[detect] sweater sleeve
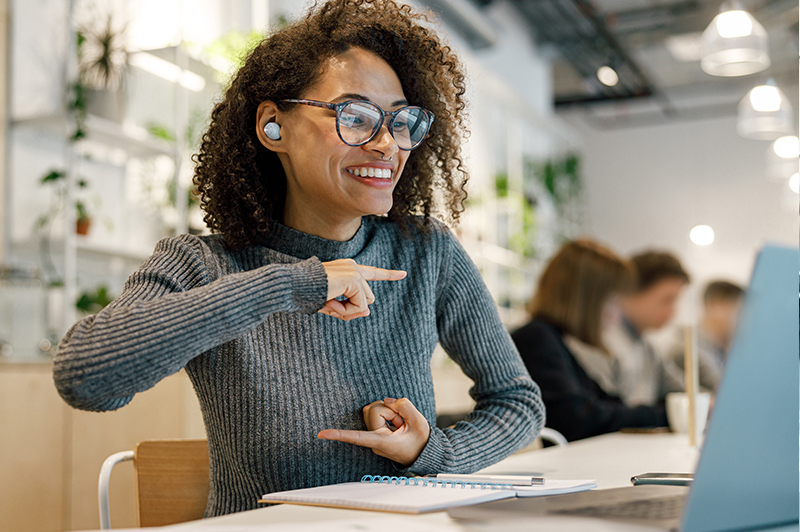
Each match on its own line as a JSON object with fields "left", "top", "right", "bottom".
{"left": 513, "top": 321, "right": 667, "bottom": 442}
{"left": 52, "top": 234, "right": 328, "bottom": 412}
{"left": 403, "top": 229, "right": 545, "bottom": 475}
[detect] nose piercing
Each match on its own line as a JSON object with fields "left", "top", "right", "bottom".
{"left": 381, "top": 155, "right": 393, "bottom": 161}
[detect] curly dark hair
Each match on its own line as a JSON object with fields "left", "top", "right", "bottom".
{"left": 193, "top": 0, "right": 469, "bottom": 250}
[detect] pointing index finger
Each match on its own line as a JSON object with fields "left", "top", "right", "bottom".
{"left": 318, "top": 429, "right": 386, "bottom": 450}
{"left": 358, "top": 265, "right": 407, "bottom": 281}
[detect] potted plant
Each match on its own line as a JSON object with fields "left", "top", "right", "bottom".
{"left": 75, "top": 200, "right": 92, "bottom": 235}
{"left": 76, "top": 285, "right": 114, "bottom": 315}
{"left": 36, "top": 169, "right": 94, "bottom": 236}
{"left": 76, "top": 11, "right": 129, "bottom": 122}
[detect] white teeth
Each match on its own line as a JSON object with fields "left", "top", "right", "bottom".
{"left": 346, "top": 167, "right": 392, "bottom": 178}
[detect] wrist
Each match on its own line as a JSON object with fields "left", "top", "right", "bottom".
{"left": 289, "top": 257, "right": 328, "bottom": 314}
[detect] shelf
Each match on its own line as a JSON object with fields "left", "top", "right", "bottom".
{"left": 460, "top": 236, "right": 528, "bottom": 270}
{"left": 12, "top": 112, "right": 175, "bottom": 158}
{"left": 11, "top": 237, "right": 153, "bottom": 264}
{"left": 74, "top": 238, "right": 152, "bottom": 263}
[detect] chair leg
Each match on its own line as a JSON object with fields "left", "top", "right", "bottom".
{"left": 98, "top": 451, "right": 134, "bottom": 530}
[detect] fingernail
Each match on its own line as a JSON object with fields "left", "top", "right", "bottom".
{"left": 384, "top": 397, "right": 396, "bottom": 404}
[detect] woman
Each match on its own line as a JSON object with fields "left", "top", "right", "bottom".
{"left": 52, "top": 0, "right": 544, "bottom": 517}
{"left": 512, "top": 239, "right": 668, "bottom": 442}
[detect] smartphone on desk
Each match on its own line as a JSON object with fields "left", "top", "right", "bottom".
{"left": 631, "top": 473, "right": 693, "bottom": 486}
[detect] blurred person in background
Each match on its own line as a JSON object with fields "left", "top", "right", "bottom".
{"left": 667, "top": 280, "right": 745, "bottom": 391}
{"left": 513, "top": 239, "right": 670, "bottom": 442}
{"left": 602, "top": 251, "right": 687, "bottom": 408}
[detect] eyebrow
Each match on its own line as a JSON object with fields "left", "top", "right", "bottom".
{"left": 332, "top": 93, "right": 409, "bottom": 107}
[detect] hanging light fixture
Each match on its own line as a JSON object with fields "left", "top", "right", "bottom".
{"left": 766, "top": 136, "right": 799, "bottom": 182}
{"left": 737, "top": 79, "right": 793, "bottom": 140}
{"left": 701, "top": 1, "right": 770, "bottom": 77}
{"left": 789, "top": 173, "right": 799, "bottom": 194}
{"left": 772, "top": 136, "right": 800, "bottom": 159}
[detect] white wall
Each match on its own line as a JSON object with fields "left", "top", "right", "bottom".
{"left": 565, "top": 113, "right": 798, "bottom": 294}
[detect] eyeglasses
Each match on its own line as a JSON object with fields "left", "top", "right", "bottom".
{"left": 281, "top": 98, "right": 434, "bottom": 151}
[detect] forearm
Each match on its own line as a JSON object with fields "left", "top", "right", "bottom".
{"left": 53, "top": 257, "right": 326, "bottom": 411}
{"left": 405, "top": 375, "right": 542, "bottom": 475}
{"left": 549, "top": 398, "right": 666, "bottom": 441}
{"left": 415, "top": 229, "right": 544, "bottom": 474}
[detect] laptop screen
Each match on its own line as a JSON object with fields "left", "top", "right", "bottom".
{"left": 680, "top": 244, "right": 799, "bottom": 532}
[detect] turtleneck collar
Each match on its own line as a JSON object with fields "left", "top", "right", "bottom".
{"left": 259, "top": 217, "right": 372, "bottom": 262}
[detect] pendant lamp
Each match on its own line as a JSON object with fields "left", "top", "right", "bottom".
{"left": 701, "top": 2, "right": 770, "bottom": 77}
{"left": 737, "top": 79, "right": 793, "bottom": 140}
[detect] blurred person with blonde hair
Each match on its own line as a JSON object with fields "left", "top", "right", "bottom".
{"left": 512, "top": 239, "right": 669, "bottom": 442}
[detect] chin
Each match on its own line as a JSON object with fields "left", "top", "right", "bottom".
{"left": 355, "top": 194, "right": 394, "bottom": 217}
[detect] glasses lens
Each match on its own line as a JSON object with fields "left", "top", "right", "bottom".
{"left": 390, "top": 107, "right": 430, "bottom": 150}
{"left": 338, "top": 101, "right": 382, "bottom": 145}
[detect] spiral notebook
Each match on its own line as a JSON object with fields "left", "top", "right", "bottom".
{"left": 258, "top": 475, "right": 597, "bottom": 514}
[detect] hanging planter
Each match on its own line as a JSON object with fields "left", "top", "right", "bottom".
{"left": 77, "top": 12, "right": 129, "bottom": 123}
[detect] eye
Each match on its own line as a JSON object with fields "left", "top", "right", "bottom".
{"left": 339, "top": 111, "right": 362, "bottom": 128}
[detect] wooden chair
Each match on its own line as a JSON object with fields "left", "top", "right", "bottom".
{"left": 98, "top": 439, "right": 209, "bottom": 529}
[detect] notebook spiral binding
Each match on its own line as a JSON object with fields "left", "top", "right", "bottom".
{"left": 360, "top": 475, "right": 513, "bottom": 490}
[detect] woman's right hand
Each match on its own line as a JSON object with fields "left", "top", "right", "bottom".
{"left": 320, "top": 259, "right": 407, "bottom": 321}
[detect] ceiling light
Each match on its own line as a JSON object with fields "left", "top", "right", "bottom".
{"left": 749, "top": 85, "right": 781, "bottom": 112}
{"left": 715, "top": 10, "right": 753, "bottom": 38}
{"left": 597, "top": 66, "right": 619, "bottom": 87}
{"left": 766, "top": 139, "right": 799, "bottom": 182}
{"left": 737, "top": 80, "right": 793, "bottom": 140}
{"left": 790, "top": 173, "right": 799, "bottom": 194}
{"left": 773, "top": 136, "right": 800, "bottom": 159}
{"left": 690, "top": 225, "right": 715, "bottom": 246}
{"left": 700, "top": 3, "right": 769, "bottom": 77}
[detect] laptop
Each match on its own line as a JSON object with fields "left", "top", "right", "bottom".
{"left": 450, "top": 244, "right": 799, "bottom": 532}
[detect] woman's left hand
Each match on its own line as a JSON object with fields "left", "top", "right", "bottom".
{"left": 318, "top": 397, "right": 430, "bottom": 467}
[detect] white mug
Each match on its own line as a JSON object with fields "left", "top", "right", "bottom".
{"left": 666, "top": 392, "right": 712, "bottom": 434}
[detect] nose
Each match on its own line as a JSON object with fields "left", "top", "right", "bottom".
{"left": 364, "top": 119, "right": 400, "bottom": 159}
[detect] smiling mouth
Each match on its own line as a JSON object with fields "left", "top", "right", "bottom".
{"left": 345, "top": 167, "right": 393, "bottom": 179}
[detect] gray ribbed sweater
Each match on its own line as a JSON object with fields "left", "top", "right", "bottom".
{"left": 53, "top": 215, "right": 545, "bottom": 517}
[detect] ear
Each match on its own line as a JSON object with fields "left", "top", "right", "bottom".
{"left": 256, "top": 101, "right": 286, "bottom": 152}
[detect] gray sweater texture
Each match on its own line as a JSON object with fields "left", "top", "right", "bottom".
{"left": 53, "top": 215, "right": 545, "bottom": 517}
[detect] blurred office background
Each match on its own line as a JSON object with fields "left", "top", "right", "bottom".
{"left": 0, "top": 0, "right": 796, "bottom": 529}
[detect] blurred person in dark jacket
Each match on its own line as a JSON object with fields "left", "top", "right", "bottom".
{"left": 513, "top": 239, "right": 670, "bottom": 442}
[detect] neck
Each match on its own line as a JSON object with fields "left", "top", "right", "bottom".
{"left": 701, "top": 317, "right": 727, "bottom": 348}
{"left": 282, "top": 194, "right": 362, "bottom": 242}
{"left": 622, "top": 312, "right": 645, "bottom": 336}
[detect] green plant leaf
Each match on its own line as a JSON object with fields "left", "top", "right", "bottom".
{"left": 75, "top": 201, "right": 91, "bottom": 221}
{"left": 41, "top": 170, "right": 65, "bottom": 184}
{"left": 494, "top": 172, "right": 509, "bottom": 198}
{"left": 76, "top": 285, "right": 114, "bottom": 314}
{"left": 146, "top": 123, "right": 176, "bottom": 142}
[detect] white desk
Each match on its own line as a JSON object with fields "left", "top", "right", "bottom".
{"left": 166, "top": 432, "right": 719, "bottom": 531}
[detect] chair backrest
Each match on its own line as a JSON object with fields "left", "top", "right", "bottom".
{"left": 133, "top": 439, "right": 209, "bottom": 527}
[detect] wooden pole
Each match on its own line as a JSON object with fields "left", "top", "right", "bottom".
{"left": 684, "top": 324, "right": 699, "bottom": 446}
{"left": 0, "top": 0, "right": 8, "bottom": 263}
